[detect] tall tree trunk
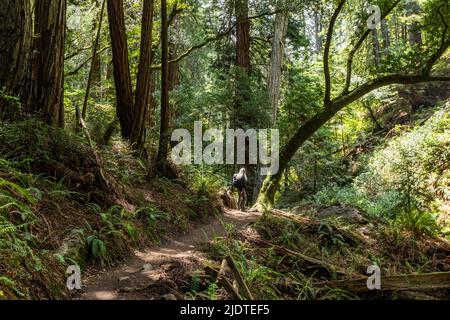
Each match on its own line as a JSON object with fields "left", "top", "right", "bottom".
{"left": 29, "top": 0, "right": 66, "bottom": 127}
{"left": 81, "top": 0, "right": 106, "bottom": 120}
{"left": 156, "top": 0, "right": 171, "bottom": 174}
{"left": 380, "top": 19, "right": 391, "bottom": 53}
{"left": 235, "top": 0, "right": 251, "bottom": 77}
{"left": 106, "top": 0, "right": 155, "bottom": 149}
{"left": 234, "top": 0, "right": 257, "bottom": 204}
{"left": 131, "top": 0, "right": 155, "bottom": 149}
{"left": 107, "top": 0, "right": 134, "bottom": 139}
{"left": 146, "top": 73, "right": 157, "bottom": 132}
{"left": 0, "top": 0, "right": 32, "bottom": 100}
{"left": 371, "top": 28, "right": 381, "bottom": 67}
{"left": 106, "top": 59, "right": 114, "bottom": 80}
{"left": 234, "top": 0, "right": 251, "bottom": 124}
{"left": 168, "top": 55, "right": 180, "bottom": 126}
{"left": 256, "top": 110, "right": 334, "bottom": 209}
{"left": 268, "top": 10, "right": 289, "bottom": 124}
{"left": 313, "top": 9, "right": 322, "bottom": 54}
{"left": 393, "top": 11, "right": 400, "bottom": 48}
{"left": 234, "top": 0, "right": 251, "bottom": 118}
{"left": 402, "top": 22, "right": 407, "bottom": 44}
{"left": 406, "top": 1, "right": 422, "bottom": 46}
{"left": 168, "top": 16, "right": 180, "bottom": 128}
{"left": 91, "top": 1, "right": 104, "bottom": 87}
{"left": 91, "top": 53, "right": 102, "bottom": 86}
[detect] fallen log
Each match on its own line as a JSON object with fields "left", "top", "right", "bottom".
{"left": 205, "top": 257, "right": 254, "bottom": 300}
{"left": 204, "top": 264, "right": 242, "bottom": 300}
{"left": 225, "top": 256, "right": 254, "bottom": 300}
{"left": 251, "top": 238, "right": 351, "bottom": 277}
{"left": 318, "top": 271, "right": 450, "bottom": 292}
{"left": 270, "top": 209, "right": 369, "bottom": 245}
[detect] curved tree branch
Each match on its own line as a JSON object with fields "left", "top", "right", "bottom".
{"left": 323, "top": 0, "right": 346, "bottom": 105}
{"left": 334, "top": 74, "right": 450, "bottom": 110}
{"left": 423, "top": 38, "right": 450, "bottom": 75}
{"left": 65, "top": 45, "right": 110, "bottom": 77}
{"left": 423, "top": 4, "right": 449, "bottom": 74}
{"left": 257, "top": 21, "right": 450, "bottom": 207}
{"left": 65, "top": 45, "right": 93, "bottom": 61}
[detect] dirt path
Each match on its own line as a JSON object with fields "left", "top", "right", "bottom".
{"left": 74, "top": 208, "right": 260, "bottom": 300}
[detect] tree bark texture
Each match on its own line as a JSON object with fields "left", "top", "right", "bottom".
{"left": 29, "top": 0, "right": 66, "bottom": 127}
{"left": 131, "top": 0, "right": 155, "bottom": 148}
{"left": 268, "top": 10, "right": 289, "bottom": 124}
{"left": 0, "top": 0, "right": 32, "bottom": 99}
{"left": 107, "top": 0, "right": 134, "bottom": 139}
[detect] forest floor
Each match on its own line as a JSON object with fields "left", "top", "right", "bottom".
{"left": 74, "top": 208, "right": 260, "bottom": 300}
{"left": 1, "top": 118, "right": 449, "bottom": 300}
{"left": 74, "top": 202, "right": 450, "bottom": 300}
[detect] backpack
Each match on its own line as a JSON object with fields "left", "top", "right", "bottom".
{"left": 232, "top": 174, "right": 246, "bottom": 190}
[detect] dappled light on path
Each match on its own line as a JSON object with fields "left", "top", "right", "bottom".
{"left": 76, "top": 208, "right": 260, "bottom": 300}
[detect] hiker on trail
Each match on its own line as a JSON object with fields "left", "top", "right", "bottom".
{"left": 231, "top": 168, "right": 247, "bottom": 211}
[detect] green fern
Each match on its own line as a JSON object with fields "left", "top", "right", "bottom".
{"left": 0, "top": 222, "right": 17, "bottom": 236}
{"left": 86, "top": 235, "right": 107, "bottom": 259}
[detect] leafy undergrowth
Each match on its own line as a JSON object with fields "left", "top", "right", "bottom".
{"left": 313, "top": 101, "right": 450, "bottom": 237}
{"left": 0, "top": 118, "right": 220, "bottom": 299}
{"left": 190, "top": 208, "right": 450, "bottom": 300}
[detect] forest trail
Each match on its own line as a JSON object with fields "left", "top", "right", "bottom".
{"left": 75, "top": 208, "right": 260, "bottom": 300}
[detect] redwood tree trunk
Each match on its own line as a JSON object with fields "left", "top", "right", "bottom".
{"left": 156, "top": 0, "right": 171, "bottom": 173}
{"left": 268, "top": 10, "right": 289, "bottom": 124}
{"left": 168, "top": 16, "right": 180, "bottom": 128}
{"left": 131, "top": 0, "right": 155, "bottom": 149}
{"left": 0, "top": 0, "right": 32, "bottom": 100}
{"left": 107, "top": 0, "right": 134, "bottom": 139}
{"left": 234, "top": 0, "right": 258, "bottom": 204}
{"left": 234, "top": 0, "right": 251, "bottom": 120}
{"left": 235, "top": 0, "right": 251, "bottom": 76}
{"left": 28, "top": 0, "right": 66, "bottom": 127}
